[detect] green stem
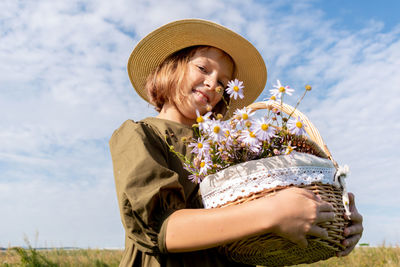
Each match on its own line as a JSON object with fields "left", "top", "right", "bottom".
{"left": 164, "top": 136, "right": 191, "bottom": 164}
{"left": 288, "top": 89, "right": 308, "bottom": 120}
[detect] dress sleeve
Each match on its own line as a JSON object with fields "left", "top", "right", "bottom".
{"left": 109, "top": 120, "right": 186, "bottom": 255}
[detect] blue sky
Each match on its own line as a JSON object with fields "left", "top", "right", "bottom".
{"left": 315, "top": 0, "right": 399, "bottom": 32}
{"left": 1, "top": 0, "right": 399, "bottom": 249}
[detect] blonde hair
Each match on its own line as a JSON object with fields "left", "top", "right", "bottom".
{"left": 145, "top": 46, "right": 233, "bottom": 116}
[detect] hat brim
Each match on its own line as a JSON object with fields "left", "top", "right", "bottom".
{"left": 128, "top": 19, "right": 267, "bottom": 117}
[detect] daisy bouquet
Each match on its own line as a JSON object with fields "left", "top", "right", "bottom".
{"left": 168, "top": 79, "right": 351, "bottom": 266}
{"left": 170, "top": 79, "right": 314, "bottom": 184}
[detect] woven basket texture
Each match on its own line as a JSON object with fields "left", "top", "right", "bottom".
{"left": 219, "top": 183, "right": 347, "bottom": 266}
{"left": 212, "top": 101, "right": 348, "bottom": 266}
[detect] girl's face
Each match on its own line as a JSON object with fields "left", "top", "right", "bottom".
{"left": 166, "top": 47, "right": 233, "bottom": 125}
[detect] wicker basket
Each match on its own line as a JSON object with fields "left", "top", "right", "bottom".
{"left": 199, "top": 101, "right": 350, "bottom": 266}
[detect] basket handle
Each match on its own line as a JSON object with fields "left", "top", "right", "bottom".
{"left": 247, "top": 101, "right": 338, "bottom": 168}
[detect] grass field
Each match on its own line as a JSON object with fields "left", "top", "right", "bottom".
{"left": 1, "top": 246, "right": 399, "bottom": 266}
{"left": 0, "top": 248, "right": 123, "bottom": 267}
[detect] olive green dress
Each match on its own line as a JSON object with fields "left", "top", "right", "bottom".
{"left": 109, "top": 117, "right": 253, "bottom": 267}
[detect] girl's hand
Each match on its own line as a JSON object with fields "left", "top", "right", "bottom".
{"left": 337, "top": 192, "right": 364, "bottom": 257}
{"left": 269, "top": 187, "right": 336, "bottom": 248}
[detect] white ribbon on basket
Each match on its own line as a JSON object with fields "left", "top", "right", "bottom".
{"left": 200, "top": 153, "right": 351, "bottom": 213}
{"left": 334, "top": 164, "right": 351, "bottom": 217}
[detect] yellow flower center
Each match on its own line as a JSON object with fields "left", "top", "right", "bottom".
{"left": 261, "top": 123, "right": 269, "bottom": 131}
{"left": 200, "top": 161, "right": 205, "bottom": 168}
{"left": 305, "top": 85, "right": 312, "bottom": 91}
{"left": 245, "top": 121, "right": 252, "bottom": 128}
{"left": 270, "top": 95, "right": 276, "bottom": 100}
{"left": 250, "top": 131, "right": 256, "bottom": 138}
{"left": 197, "top": 143, "right": 203, "bottom": 149}
{"left": 213, "top": 126, "right": 220, "bottom": 133}
{"left": 225, "top": 130, "right": 230, "bottom": 137}
{"left": 196, "top": 116, "right": 204, "bottom": 123}
{"left": 296, "top": 121, "right": 303, "bottom": 128}
{"left": 242, "top": 113, "right": 249, "bottom": 120}
{"left": 279, "top": 86, "right": 286, "bottom": 93}
{"left": 233, "top": 86, "right": 239, "bottom": 92}
{"left": 287, "top": 146, "right": 294, "bottom": 154}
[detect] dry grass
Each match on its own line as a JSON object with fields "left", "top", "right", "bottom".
{"left": 299, "top": 247, "right": 400, "bottom": 267}
{"left": 0, "top": 248, "right": 123, "bottom": 267}
{"left": 1, "top": 246, "right": 399, "bottom": 266}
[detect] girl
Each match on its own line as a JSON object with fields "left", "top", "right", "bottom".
{"left": 110, "top": 19, "right": 363, "bottom": 267}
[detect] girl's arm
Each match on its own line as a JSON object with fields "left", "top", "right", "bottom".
{"left": 166, "top": 187, "right": 335, "bottom": 252}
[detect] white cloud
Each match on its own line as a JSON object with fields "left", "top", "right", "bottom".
{"left": 1, "top": 0, "right": 399, "bottom": 247}
{"left": 0, "top": 176, "right": 124, "bottom": 248}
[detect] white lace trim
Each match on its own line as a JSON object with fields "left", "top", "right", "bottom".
{"left": 201, "top": 165, "right": 336, "bottom": 209}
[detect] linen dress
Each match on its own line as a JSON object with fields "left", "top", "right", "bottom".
{"left": 109, "top": 117, "right": 253, "bottom": 267}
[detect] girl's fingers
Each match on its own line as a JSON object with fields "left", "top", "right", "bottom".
{"left": 348, "top": 192, "right": 355, "bottom": 209}
{"left": 342, "top": 233, "right": 362, "bottom": 247}
{"left": 318, "top": 202, "right": 335, "bottom": 212}
{"left": 346, "top": 193, "right": 363, "bottom": 221}
{"left": 344, "top": 223, "right": 364, "bottom": 237}
{"left": 307, "top": 225, "right": 329, "bottom": 239}
{"left": 300, "top": 188, "right": 320, "bottom": 200}
{"left": 315, "top": 201, "right": 335, "bottom": 224}
{"left": 315, "top": 211, "right": 336, "bottom": 224}
{"left": 335, "top": 193, "right": 364, "bottom": 257}
{"left": 337, "top": 233, "right": 362, "bottom": 257}
{"left": 337, "top": 245, "right": 354, "bottom": 257}
{"left": 346, "top": 209, "right": 363, "bottom": 222}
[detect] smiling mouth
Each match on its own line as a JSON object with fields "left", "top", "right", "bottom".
{"left": 194, "top": 89, "right": 210, "bottom": 103}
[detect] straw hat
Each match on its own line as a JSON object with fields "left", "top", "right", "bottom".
{"left": 127, "top": 19, "right": 267, "bottom": 117}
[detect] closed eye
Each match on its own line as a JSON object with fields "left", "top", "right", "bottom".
{"left": 197, "top": 65, "right": 206, "bottom": 72}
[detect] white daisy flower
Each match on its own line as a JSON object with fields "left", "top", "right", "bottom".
{"left": 184, "top": 163, "right": 202, "bottom": 182}
{"left": 226, "top": 79, "right": 244, "bottom": 100}
{"left": 269, "top": 80, "right": 295, "bottom": 98}
{"left": 263, "top": 94, "right": 281, "bottom": 102}
{"left": 233, "top": 107, "right": 254, "bottom": 125}
{"left": 251, "top": 117, "right": 276, "bottom": 142}
{"left": 208, "top": 119, "right": 227, "bottom": 142}
{"left": 240, "top": 130, "right": 261, "bottom": 153}
{"left": 195, "top": 110, "right": 212, "bottom": 131}
{"left": 188, "top": 173, "right": 203, "bottom": 184}
{"left": 287, "top": 116, "right": 307, "bottom": 136}
{"left": 214, "top": 122, "right": 236, "bottom": 147}
{"left": 188, "top": 137, "right": 211, "bottom": 157}
{"left": 283, "top": 141, "right": 297, "bottom": 155}
{"left": 199, "top": 157, "right": 213, "bottom": 176}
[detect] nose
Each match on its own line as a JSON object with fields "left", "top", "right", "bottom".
{"left": 204, "top": 74, "right": 218, "bottom": 91}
